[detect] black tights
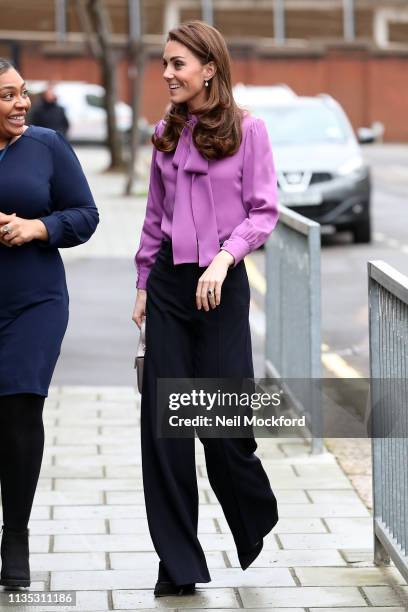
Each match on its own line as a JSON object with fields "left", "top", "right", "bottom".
{"left": 0, "top": 394, "right": 45, "bottom": 530}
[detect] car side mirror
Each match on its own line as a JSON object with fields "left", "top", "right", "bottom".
{"left": 357, "top": 127, "right": 375, "bottom": 144}
{"left": 357, "top": 122, "right": 384, "bottom": 145}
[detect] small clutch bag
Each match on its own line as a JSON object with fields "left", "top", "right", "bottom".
{"left": 134, "top": 319, "right": 146, "bottom": 394}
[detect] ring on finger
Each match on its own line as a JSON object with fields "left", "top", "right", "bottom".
{"left": 207, "top": 288, "right": 215, "bottom": 298}
{"left": 1, "top": 225, "right": 12, "bottom": 234}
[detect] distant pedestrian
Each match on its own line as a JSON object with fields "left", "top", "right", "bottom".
{"left": 0, "top": 59, "right": 99, "bottom": 588}
{"left": 29, "top": 83, "right": 69, "bottom": 137}
{"left": 132, "top": 21, "right": 279, "bottom": 597}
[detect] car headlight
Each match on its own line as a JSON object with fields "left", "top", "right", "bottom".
{"left": 337, "top": 157, "right": 366, "bottom": 178}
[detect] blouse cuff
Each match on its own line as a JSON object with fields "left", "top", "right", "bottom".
{"left": 37, "top": 214, "right": 65, "bottom": 248}
{"left": 136, "top": 267, "right": 150, "bottom": 290}
{"left": 221, "top": 235, "right": 250, "bottom": 267}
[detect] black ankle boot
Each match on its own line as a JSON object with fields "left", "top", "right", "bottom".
{"left": 0, "top": 526, "right": 31, "bottom": 588}
{"left": 154, "top": 560, "right": 195, "bottom": 597}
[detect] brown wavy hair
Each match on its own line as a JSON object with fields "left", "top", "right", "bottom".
{"left": 152, "top": 20, "right": 245, "bottom": 160}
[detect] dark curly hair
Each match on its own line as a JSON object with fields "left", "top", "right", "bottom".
{"left": 152, "top": 20, "right": 245, "bottom": 160}
{"left": 0, "top": 58, "right": 14, "bottom": 76}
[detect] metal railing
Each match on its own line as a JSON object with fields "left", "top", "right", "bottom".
{"left": 265, "top": 205, "right": 322, "bottom": 453}
{"left": 368, "top": 260, "right": 408, "bottom": 582}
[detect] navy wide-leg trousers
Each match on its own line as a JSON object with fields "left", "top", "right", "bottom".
{"left": 140, "top": 239, "right": 278, "bottom": 586}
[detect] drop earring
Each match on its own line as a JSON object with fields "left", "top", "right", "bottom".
{"left": 204, "top": 80, "right": 209, "bottom": 87}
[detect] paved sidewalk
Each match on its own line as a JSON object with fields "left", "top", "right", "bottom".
{"left": 1, "top": 147, "right": 408, "bottom": 610}
{"left": 11, "top": 385, "right": 408, "bottom": 611}
{"left": 59, "top": 146, "right": 152, "bottom": 261}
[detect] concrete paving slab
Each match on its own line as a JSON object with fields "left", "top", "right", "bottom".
{"left": 53, "top": 505, "right": 148, "bottom": 520}
{"left": 238, "top": 585, "right": 367, "bottom": 607}
{"left": 295, "top": 566, "right": 406, "bottom": 586}
{"left": 50, "top": 567, "right": 295, "bottom": 591}
{"left": 362, "top": 585, "right": 408, "bottom": 607}
{"left": 112, "top": 587, "right": 240, "bottom": 609}
{"left": 109, "top": 551, "right": 226, "bottom": 571}
{"left": 225, "top": 548, "right": 347, "bottom": 568}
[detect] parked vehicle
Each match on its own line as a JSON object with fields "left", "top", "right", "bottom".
{"left": 26, "top": 81, "right": 153, "bottom": 145}
{"left": 233, "top": 84, "right": 372, "bottom": 243}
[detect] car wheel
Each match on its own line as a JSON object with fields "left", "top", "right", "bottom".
{"left": 353, "top": 216, "right": 371, "bottom": 244}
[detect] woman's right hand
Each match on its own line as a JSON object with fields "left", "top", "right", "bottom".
{"left": 132, "top": 289, "right": 147, "bottom": 329}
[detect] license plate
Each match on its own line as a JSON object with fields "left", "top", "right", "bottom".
{"left": 279, "top": 192, "right": 323, "bottom": 206}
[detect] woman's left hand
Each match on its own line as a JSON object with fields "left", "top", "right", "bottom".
{"left": 196, "top": 250, "right": 235, "bottom": 311}
{"left": 0, "top": 212, "right": 48, "bottom": 247}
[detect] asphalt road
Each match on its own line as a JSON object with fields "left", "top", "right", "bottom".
{"left": 52, "top": 144, "right": 408, "bottom": 386}
{"left": 321, "top": 144, "right": 408, "bottom": 377}
{"left": 250, "top": 144, "right": 408, "bottom": 379}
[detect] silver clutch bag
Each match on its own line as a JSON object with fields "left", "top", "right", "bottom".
{"left": 135, "top": 319, "right": 146, "bottom": 393}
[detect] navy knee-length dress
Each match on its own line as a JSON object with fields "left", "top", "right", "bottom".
{"left": 0, "top": 125, "right": 99, "bottom": 397}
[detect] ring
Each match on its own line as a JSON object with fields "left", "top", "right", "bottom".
{"left": 207, "top": 289, "right": 214, "bottom": 297}
{"left": 1, "top": 225, "right": 11, "bottom": 234}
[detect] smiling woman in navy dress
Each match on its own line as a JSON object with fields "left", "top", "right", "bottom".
{"left": 0, "top": 59, "right": 99, "bottom": 588}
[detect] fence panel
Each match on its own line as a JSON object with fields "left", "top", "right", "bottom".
{"left": 368, "top": 260, "right": 408, "bottom": 581}
{"left": 265, "top": 205, "right": 322, "bottom": 453}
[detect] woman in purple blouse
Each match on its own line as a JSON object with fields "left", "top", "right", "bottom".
{"left": 133, "top": 20, "right": 279, "bottom": 597}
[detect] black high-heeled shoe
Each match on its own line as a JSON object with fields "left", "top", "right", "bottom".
{"left": 153, "top": 560, "right": 195, "bottom": 597}
{"left": 0, "top": 526, "right": 31, "bottom": 588}
{"left": 154, "top": 580, "right": 196, "bottom": 597}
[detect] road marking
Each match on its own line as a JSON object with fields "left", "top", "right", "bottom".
{"left": 245, "top": 255, "right": 266, "bottom": 295}
{"left": 321, "top": 352, "right": 363, "bottom": 379}
{"left": 249, "top": 299, "right": 266, "bottom": 337}
{"left": 247, "top": 258, "right": 364, "bottom": 378}
{"left": 374, "top": 232, "right": 408, "bottom": 255}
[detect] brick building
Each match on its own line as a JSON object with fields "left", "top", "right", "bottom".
{"left": 0, "top": 1, "right": 408, "bottom": 140}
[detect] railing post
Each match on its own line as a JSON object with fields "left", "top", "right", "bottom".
{"left": 309, "top": 223, "right": 322, "bottom": 454}
{"left": 201, "top": 0, "right": 214, "bottom": 26}
{"left": 343, "top": 0, "right": 355, "bottom": 42}
{"left": 368, "top": 262, "right": 390, "bottom": 566}
{"left": 55, "top": 0, "right": 67, "bottom": 43}
{"left": 273, "top": 0, "right": 286, "bottom": 45}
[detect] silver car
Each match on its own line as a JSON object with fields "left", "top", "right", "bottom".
{"left": 233, "top": 85, "right": 371, "bottom": 243}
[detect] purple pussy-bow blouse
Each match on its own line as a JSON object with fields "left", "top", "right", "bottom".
{"left": 135, "top": 111, "right": 278, "bottom": 289}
